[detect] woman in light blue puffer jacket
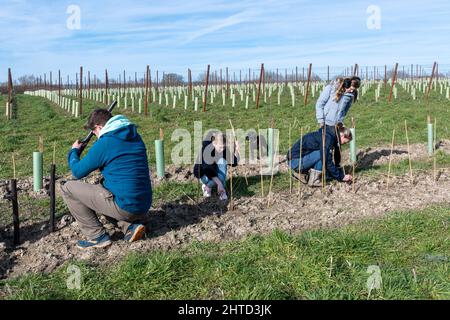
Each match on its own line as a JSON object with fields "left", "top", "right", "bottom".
{"left": 316, "top": 76, "right": 361, "bottom": 130}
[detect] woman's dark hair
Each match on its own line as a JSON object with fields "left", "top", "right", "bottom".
{"left": 84, "top": 108, "right": 112, "bottom": 131}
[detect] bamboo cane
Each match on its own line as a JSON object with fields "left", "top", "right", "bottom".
{"left": 258, "top": 124, "right": 264, "bottom": 197}
{"left": 289, "top": 124, "right": 292, "bottom": 194}
{"left": 298, "top": 127, "right": 303, "bottom": 197}
{"left": 387, "top": 129, "right": 395, "bottom": 189}
{"left": 405, "top": 120, "right": 413, "bottom": 184}
{"left": 228, "top": 119, "right": 238, "bottom": 210}
{"left": 351, "top": 117, "right": 356, "bottom": 193}
{"left": 322, "top": 125, "right": 326, "bottom": 192}
{"left": 434, "top": 117, "right": 437, "bottom": 182}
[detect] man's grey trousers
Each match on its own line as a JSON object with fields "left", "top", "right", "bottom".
{"left": 61, "top": 181, "right": 148, "bottom": 240}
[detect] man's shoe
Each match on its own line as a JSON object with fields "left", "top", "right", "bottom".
{"left": 124, "top": 224, "right": 146, "bottom": 242}
{"left": 77, "top": 233, "right": 112, "bottom": 250}
{"left": 308, "top": 169, "right": 323, "bottom": 187}
{"left": 292, "top": 170, "right": 308, "bottom": 184}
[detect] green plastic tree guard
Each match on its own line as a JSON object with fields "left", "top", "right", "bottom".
{"left": 33, "top": 151, "right": 43, "bottom": 191}
{"left": 428, "top": 123, "right": 434, "bottom": 156}
{"left": 268, "top": 128, "right": 274, "bottom": 169}
{"left": 155, "top": 140, "right": 165, "bottom": 178}
{"left": 350, "top": 128, "right": 356, "bottom": 163}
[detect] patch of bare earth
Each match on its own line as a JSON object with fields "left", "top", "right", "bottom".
{"left": 0, "top": 141, "right": 449, "bottom": 279}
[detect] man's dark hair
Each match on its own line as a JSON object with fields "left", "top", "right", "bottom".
{"left": 84, "top": 108, "right": 112, "bottom": 131}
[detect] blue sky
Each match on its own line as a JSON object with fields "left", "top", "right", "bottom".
{"left": 1, "top": 0, "right": 449, "bottom": 81}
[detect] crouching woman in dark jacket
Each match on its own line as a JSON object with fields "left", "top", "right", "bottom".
{"left": 287, "top": 126, "right": 353, "bottom": 187}
{"left": 194, "top": 132, "right": 240, "bottom": 200}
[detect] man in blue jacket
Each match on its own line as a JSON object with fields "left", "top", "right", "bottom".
{"left": 287, "top": 126, "right": 353, "bottom": 187}
{"left": 61, "top": 108, "right": 152, "bottom": 249}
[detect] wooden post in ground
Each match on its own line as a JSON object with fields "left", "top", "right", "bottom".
{"left": 188, "top": 69, "right": 192, "bottom": 99}
{"left": 384, "top": 65, "right": 387, "bottom": 90}
{"left": 353, "top": 63, "right": 359, "bottom": 76}
{"left": 49, "top": 143, "right": 56, "bottom": 232}
{"left": 425, "top": 62, "right": 437, "bottom": 103}
{"left": 88, "top": 71, "right": 91, "bottom": 98}
{"left": 226, "top": 67, "right": 230, "bottom": 98}
{"left": 105, "top": 69, "right": 109, "bottom": 105}
{"left": 58, "top": 70, "right": 61, "bottom": 105}
{"left": 7, "top": 68, "right": 13, "bottom": 119}
{"left": 11, "top": 178, "right": 19, "bottom": 245}
{"left": 79, "top": 66, "right": 83, "bottom": 115}
{"left": 145, "top": 65, "right": 149, "bottom": 116}
{"left": 388, "top": 63, "right": 398, "bottom": 102}
{"left": 203, "top": 65, "right": 210, "bottom": 112}
{"left": 256, "top": 63, "right": 264, "bottom": 109}
{"left": 304, "top": 63, "right": 312, "bottom": 106}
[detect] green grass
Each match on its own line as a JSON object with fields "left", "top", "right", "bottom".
{"left": 1, "top": 205, "right": 448, "bottom": 300}
{"left": 0, "top": 83, "right": 449, "bottom": 179}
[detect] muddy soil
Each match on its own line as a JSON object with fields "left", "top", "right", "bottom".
{"left": 0, "top": 142, "right": 449, "bottom": 280}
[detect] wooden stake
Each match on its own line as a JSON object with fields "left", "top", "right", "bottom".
{"left": 105, "top": 69, "right": 109, "bottom": 105}
{"left": 304, "top": 63, "right": 312, "bottom": 106}
{"left": 159, "top": 128, "right": 164, "bottom": 140}
{"left": 79, "top": 66, "right": 83, "bottom": 115}
{"left": 203, "top": 64, "right": 210, "bottom": 112}
{"left": 353, "top": 63, "right": 359, "bottom": 77}
{"left": 50, "top": 162, "right": 56, "bottom": 232}
{"left": 53, "top": 141, "right": 56, "bottom": 165}
{"left": 12, "top": 154, "right": 16, "bottom": 180}
{"left": 405, "top": 120, "right": 413, "bottom": 184}
{"left": 388, "top": 63, "right": 398, "bottom": 102}
{"left": 256, "top": 63, "right": 264, "bottom": 109}
{"left": 145, "top": 65, "right": 149, "bottom": 116}
{"left": 10, "top": 179, "right": 19, "bottom": 245}
{"left": 387, "top": 129, "right": 395, "bottom": 189}
{"left": 425, "top": 62, "right": 437, "bottom": 103}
